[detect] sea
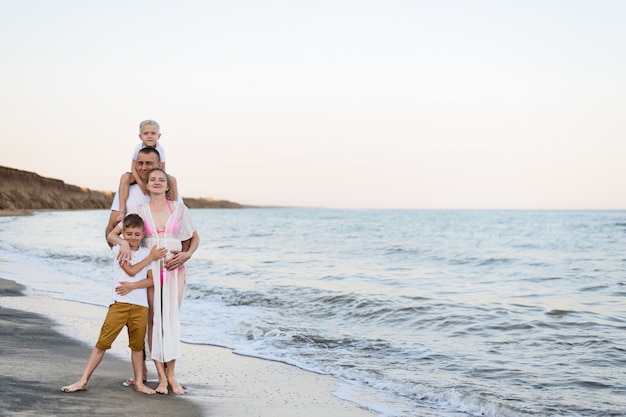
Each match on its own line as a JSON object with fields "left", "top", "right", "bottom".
{"left": 0, "top": 208, "right": 625, "bottom": 417}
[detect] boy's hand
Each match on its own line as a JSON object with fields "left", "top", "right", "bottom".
{"left": 115, "top": 281, "right": 135, "bottom": 295}
{"left": 149, "top": 245, "right": 168, "bottom": 261}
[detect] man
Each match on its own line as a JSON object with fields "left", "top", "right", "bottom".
{"left": 105, "top": 147, "right": 198, "bottom": 270}
{"left": 106, "top": 147, "right": 162, "bottom": 239}
{"left": 105, "top": 146, "right": 199, "bottom": 385}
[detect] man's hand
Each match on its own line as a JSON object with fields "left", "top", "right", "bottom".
{"left": 117, "top": 241, "right": 132, "bottom": 265}
{"left": 165, "top": 250, "right": 191, "bottom": 270}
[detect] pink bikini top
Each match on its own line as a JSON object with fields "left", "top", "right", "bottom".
{"left": 155, "top": 200, "right": 172, "bottom": 233}
{"left": 146, "top": 200, "right": 179, "bottom": 236}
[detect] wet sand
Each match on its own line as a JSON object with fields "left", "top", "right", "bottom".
{"left": 0, "top": 279, "right": 202, "bottom": 416}
{"left": 0, "top": 277, "right": 376, "bottom": 417}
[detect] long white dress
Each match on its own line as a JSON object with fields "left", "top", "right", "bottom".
{"left": 132, "top": 201, "right": 195, "bottom": 362}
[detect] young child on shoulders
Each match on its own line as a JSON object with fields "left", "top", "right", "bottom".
{"left": 116, "top": 120, "right": 179, "bottom": 222}
{"left": 61, "top": 214, "right": 167, "bottom": 395}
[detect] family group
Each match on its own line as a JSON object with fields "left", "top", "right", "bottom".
{"left": 61, "top": 120, "right": 200, "bottom": 396}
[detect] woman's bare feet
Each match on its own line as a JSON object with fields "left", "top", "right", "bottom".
{"left": 61, "top": 381, "right": 87, "bottom": 392}
{"left": 134, "top": 383, "right": 156, "bottom": 395}
{"left": 156, "top": 379, "right": 169, "bottom": 395}
{"left": 168, "top": 376, "right": 185, "bottom": 395}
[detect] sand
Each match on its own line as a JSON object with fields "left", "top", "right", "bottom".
{"left": 0, "top": 276, "right": 377, "bottom": 417}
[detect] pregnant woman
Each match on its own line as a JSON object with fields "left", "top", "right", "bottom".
{"left": 108, "top": 167, "right": 198, "bottom": 395}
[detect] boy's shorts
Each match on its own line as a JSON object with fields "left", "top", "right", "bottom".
{"left": 95, "top": 302, "right": 148, "bottom": 351}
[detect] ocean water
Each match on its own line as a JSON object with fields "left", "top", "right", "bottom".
{"left": 0, "top": 209, "right": 625, "bottom": 416}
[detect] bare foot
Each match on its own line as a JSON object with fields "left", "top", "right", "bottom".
{"left": 61, "top": 381, "right": 87, "bottom": 393}
{"left": 168, "top": 376, "right": 185, "bottom": 395}
{"left": 156, "top": 380, "right": 169, "bottom": 395}
{"left": 122, "top": 373, "right": 148, "bottom": 387}
{"left": 134, "top": 383, "right": 156, "bottom": 395}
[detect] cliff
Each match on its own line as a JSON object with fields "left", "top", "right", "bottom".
{"left": 0, "top": 166, "right": 240, "bottom": 211}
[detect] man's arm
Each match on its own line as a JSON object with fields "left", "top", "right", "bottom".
{"left": 107, "top": 224, "right": 132, "bottom": 263}
{"left": 105, "top": 211, "right": 121, "bottom": 247}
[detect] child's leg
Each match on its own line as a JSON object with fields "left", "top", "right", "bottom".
{"left": 126, "top": 303, "right": 150, "bottom": 387}
{"left": 167, "top": 175, "right": 178, "bottom": 201}
{"left": 132, "top": 350, "right": 156, "bottom": 395}
{"left": 124, "top": 287, "right": 152, "bottom": 387}
{"left": 60, "top": 347, "right": 105, "bottom": 392}
{"left": 147, "top": 286, "right": 154, "bottom": 353}
{"left": 62, "top": 303, "right": 128, "bottom": 392}
{"left": 116, "top": 173, "right": 133, "bottom": 222}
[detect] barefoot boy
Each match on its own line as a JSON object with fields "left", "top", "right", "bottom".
{"left": 61, "top": 214, "right": 167, "bottom": 395}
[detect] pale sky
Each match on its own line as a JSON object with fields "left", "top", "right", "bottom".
{"left": 1, "top": 0, "right": 625, "bottom": 209}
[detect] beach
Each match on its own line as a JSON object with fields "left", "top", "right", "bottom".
{"left": 3, "top": 209, "right": 625, "bottom": 416}
{"left": 0, "top": 276, "right": 376, "bottom": 417}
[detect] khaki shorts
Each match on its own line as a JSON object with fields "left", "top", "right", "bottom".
{"left": 95, "top": 302, "right": 148, "bottom": 352}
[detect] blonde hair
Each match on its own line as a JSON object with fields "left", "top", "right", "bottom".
{"left": 139, "top": 119, "right": 160, "bottom": 132}
{"left": 147, "top": 167, "right": 171, "bottom": 196}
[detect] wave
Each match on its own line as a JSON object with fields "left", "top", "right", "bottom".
{"left": 5, "top": 209, "right": 626, "bottom": 417}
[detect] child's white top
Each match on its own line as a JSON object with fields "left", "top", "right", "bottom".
{"left": 132, "top": 142, "right": 167, "bottom": 163}
{"left": 111, "top": 245, "right": 151, "bottom": 307}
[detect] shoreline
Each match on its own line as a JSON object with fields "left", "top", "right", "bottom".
{"left": 0, "top": 278, "right": 203, "bottom": 417}
{"left": 0, "top": 275, "right": 377, "bottom": 417}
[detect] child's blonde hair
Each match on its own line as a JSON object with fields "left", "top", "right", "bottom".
{"left": 139, "top": 119, "right": 160, "bottom": 132}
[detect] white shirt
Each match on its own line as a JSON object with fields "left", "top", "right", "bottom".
{"left": 111, "top": 245, "right": 151, "bottom": 307}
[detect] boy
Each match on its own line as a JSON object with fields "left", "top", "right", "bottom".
{"left": 116, "top": 120, "right": 179, "bottom": 222}
{"left": 61, "top": 214, "right": 167, "bottom": 395}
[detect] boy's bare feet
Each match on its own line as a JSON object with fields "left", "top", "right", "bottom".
{"left": 156, "top": 379, "right": 169, "bottom": 395}
{"left": 61, "top": 381, "right": 87, "bottom": 392}
{"left": 168, "top": 376, "right": 185, "bottom": 395}
{"left": 123, "top": 366, "right": 148, "bottom": 387}
{"left": 123, "top": 375, "right": 148, "bottom": 386}
{"left": 134, "top": 383, "right": 156, "bottom": 395}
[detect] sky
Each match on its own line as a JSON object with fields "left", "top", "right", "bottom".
{"left": 1, "top": 0, "right": 625, "bottom": 209}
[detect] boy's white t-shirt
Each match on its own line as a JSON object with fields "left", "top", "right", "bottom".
{"left": 132, "top": 142, "right": 167, "bottom": 163}
{"left": 111, "top": 245, "right": 151, "bottom": 307}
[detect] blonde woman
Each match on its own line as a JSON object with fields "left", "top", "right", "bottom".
{"left": 108, "top": 168, "right": 198, "bottom": 395}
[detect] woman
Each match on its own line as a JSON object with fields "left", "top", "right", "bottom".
{"left": 108, "top": 168, "right": 198, "bottom": 395}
